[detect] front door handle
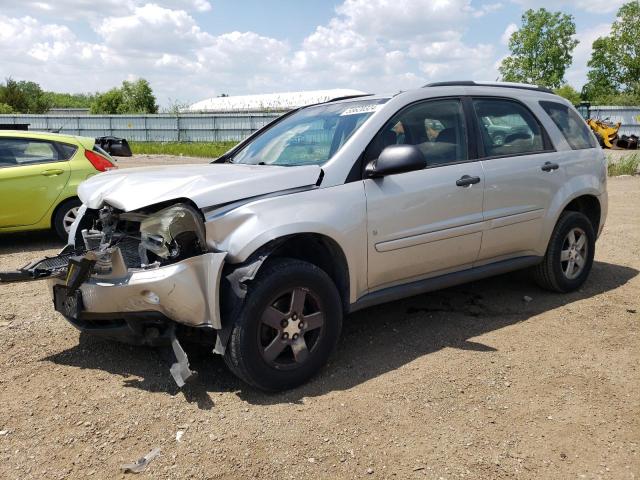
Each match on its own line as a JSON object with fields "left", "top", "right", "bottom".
{"left": 541, "top": 161, "right": 559, "bottom": 172}
{"left": 456, "top": 175, "right": 481, "bottom": 187}
{"left": 41, "top": 169, "right": 64, "bottom": 177}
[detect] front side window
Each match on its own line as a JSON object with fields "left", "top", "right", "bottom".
{"left": 540, "top": 101, "right": 597, "bottom": 150}
{"left": 0, "top": 138, "right": 76, "bottom": 167}
{"left": 365, "top": 99, "right": 468, "bottom": 167}
{"left": 473, "top": 99, "right": 546, "bottom": 157}
{"left": 232, "top": 98, "right": 388, "bottom": 166}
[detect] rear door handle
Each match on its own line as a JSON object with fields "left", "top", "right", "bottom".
{"left": 456, "top": 175, "right": 481, "bottom": 187}
{"left": 541, "top": 161, "right": 559, "bottom": 172}
{"left": 41, "top": 169, "right": 64, "bottom": 176}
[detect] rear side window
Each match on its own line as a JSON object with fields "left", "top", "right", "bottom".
{"left": 540, "top": 101, "right": 597, "bottom": 150}
{"left": 473, "top": 99, "right": 546, "bottom": 158}
{"left": 0, "top": 138, "right": 77, "bottom": 167}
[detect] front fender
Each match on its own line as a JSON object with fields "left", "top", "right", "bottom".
{"left": 205, "top": 183, "right": 368, "bottom": 303}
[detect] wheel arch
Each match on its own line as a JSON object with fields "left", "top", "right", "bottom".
{"left": 227, "top": 232, "right": 351, "bottom": 314}
{"left": 561, "top": 194, "right": 601, "bottom": 236}
{"left": 215, "top": 232, "right": 352, "bottom": 356}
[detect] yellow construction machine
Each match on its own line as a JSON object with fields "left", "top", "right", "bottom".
{"left": 587, "top": 118, "right": 621, "bottom": 148}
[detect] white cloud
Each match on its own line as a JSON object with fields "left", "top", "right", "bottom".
{"left": 501, "top": 23, "right": 518, "bottom": 45}
{"left": 0, "top": 0, "right": 211, "bottom": 20}
{"left": 287, "top": 0, "right": 497, "bottom": 91}
{"left": 335, "top": 0, "right": 473, "bottom": 38}
{"left": 472, "top": 2, "right": 503, "bottom": 17}
{"left": 96, "top": 4, "right": 210, "bottom": 54}
{"left": 3, "top": 0, "right": 610, "bottom": 104}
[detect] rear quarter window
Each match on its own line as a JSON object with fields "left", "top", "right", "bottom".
{"left": 0, "top": 138, "right": 76, "bottom": 167}
{"left": 56, "top": 142, "right": 79, "bottom": 160}
{"left": 540, "top": 101, "right": 597, "bottom": 150}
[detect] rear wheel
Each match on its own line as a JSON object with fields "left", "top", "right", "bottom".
{"left": 53, "top": 198, "right": 82, "bottom": 241}
{"left": 224, "top": 258, "right": 343, "bottom": 391}
{"left": 533, "top": 211, "right": 595, "bottom": 292}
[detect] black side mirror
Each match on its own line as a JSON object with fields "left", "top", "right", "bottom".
{"left": 365, "top": 144, "right": 426, "bottom": 178}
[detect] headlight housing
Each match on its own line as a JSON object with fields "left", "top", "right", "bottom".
{"left": 139, "top": 203, "right": 206, "bottom": 262}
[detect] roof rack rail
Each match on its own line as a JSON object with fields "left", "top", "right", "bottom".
{"left": 423, "top": 81, "right": 554, "bottom": 94}
{"left": 325, "top": 93, "right": 373, "bottom": 103}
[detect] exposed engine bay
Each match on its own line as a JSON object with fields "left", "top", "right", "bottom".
{"left": 1, "top": 202, "right": 228, "bottom": 387}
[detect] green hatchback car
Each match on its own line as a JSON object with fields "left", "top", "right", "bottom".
{"left": 0, "top": 131, "right": 117, "bottom": 239}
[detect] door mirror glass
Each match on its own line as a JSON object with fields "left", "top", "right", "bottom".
{"left": 365, "top": 144, "right": 426, "bottom": 178}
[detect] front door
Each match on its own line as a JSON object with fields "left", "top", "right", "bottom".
{"left": 364, "top": 98, "right": 484, "bottom": 291}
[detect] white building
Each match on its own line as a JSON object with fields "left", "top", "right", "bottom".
{"left": 184, "top": 89, "right": 367, "bottom": 113}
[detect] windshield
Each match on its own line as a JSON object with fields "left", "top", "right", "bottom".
{"left": 232, "top": 98, "right": 388, "bottom": 166}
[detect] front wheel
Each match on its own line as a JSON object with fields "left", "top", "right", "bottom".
{"left": 224, "top": 258, "right": 343, "bottom": 391}
{"left": 533, "top": 211, "right": 595, "bottom": 292}
{"left": 53, "top": 198, "right": 82, "bottom": 241}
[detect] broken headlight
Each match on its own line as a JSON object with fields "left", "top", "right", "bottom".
{"left": 139, "top": 204, "right": 206, "bottom": 263}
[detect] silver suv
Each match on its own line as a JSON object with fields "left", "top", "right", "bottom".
{"left": 3, "top": 81, "right": 607, "bottom": 391}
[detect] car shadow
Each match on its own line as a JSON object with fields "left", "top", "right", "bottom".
{"left": 0, "top": 230, "right": 64, "bottom": 255}
{"left": 43, "top": 260, "right": 638, "bottom": 410}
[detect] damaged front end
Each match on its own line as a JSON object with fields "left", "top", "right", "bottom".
{"left": 1, "top": 202, "right": 227, "bottom": 387}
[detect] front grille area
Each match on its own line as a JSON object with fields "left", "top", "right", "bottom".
{"left": 32, "top": 251, "right": 78, "bottom": 272}
{"left": 115, "top": 237, "right": 143, "bottom": 268}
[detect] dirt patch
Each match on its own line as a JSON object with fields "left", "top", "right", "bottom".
{"left": 0, "top": 170, "right": 638, "bottom": 479}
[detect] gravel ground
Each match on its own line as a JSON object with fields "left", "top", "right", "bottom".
{"left": 0, "top": 157, "right": 638, "bottom": 479}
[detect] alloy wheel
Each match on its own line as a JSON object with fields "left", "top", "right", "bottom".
{"left": 560, "top": 227, "right": 588, "bottom": 280}
{"left": 62, "top": 206, "right": 80, "bottom": 233}
{"left": 258, "top": 287, "right": 325, "bottom": 369}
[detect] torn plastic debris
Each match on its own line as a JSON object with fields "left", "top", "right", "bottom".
{"left": 121, "top": 447, "right": 161, "bottom": 474}
{"left": 170, "top": 333, "right": 194, "bottom": 388}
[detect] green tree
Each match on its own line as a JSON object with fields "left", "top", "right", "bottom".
{"left": 499, "top": 8, "right": 578, "bottom": 89}
{"left": 0, "top": 103, "right": 13, "bottom": 114}
{"left": 90, "top": 88, "right": 124, "bottom": 114}
{"left": 90, "top": 79, "right": 158, "bottom": 114}
{"left": 119, "top": 79, "right": 158, "bottom": 114}
{"left": 582, "top": 1, "right": 640, "bottom": 103}
{"left": 0, "top": 78, "right": 51, "bottom": 113}
{"left": 44, "top": 91, "right": 97, "bottom": 109}
{"left": 554, "top": 84, "right": 581, "bottom": 105}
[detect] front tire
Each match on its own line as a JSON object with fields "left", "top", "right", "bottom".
{"left": 224, "top": 258, "right": 343, "bottom": 391}
{"left": 533, "top": 211, "right": 595, "bottom": 292}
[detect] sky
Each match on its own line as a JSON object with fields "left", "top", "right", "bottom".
{"left": 0, "top": 0, "right": 626, "bottom": 107}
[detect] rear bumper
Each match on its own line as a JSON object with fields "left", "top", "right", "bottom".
{"left": 49, "top": 251, "right": 228, "bottom": 333}
{"left": 597, "top": 191, "right": 608, "bottom": 239}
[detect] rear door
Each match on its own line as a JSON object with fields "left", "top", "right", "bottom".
{"left": 364, "top": 98, "right": 485, "bottom": 290}
{"left": 0, "top": 137, "right": 73, "bottom": 228}
{"left": 471, "top": 97, "right": 566, "bottom": 262}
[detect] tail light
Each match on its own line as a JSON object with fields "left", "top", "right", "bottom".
{"left": 85, "top": 150, "right": 117, "bottom": 172}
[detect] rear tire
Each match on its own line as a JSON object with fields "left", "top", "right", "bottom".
{"left": 53, "top": 198, "right": 82, "bottom": 241}
{"left": 224, "top": 258, "right": 343, "bottom": 392}
{"left": 533, "top": 211, "right": 595, "bottom": 292}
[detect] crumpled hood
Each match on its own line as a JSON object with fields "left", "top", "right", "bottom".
{"left": 78, "top": 163, "right": 322, "bottom": 212}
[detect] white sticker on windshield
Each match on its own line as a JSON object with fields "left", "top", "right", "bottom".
{"left": 340, "top": 104, "right": 381, "bottom": 116}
